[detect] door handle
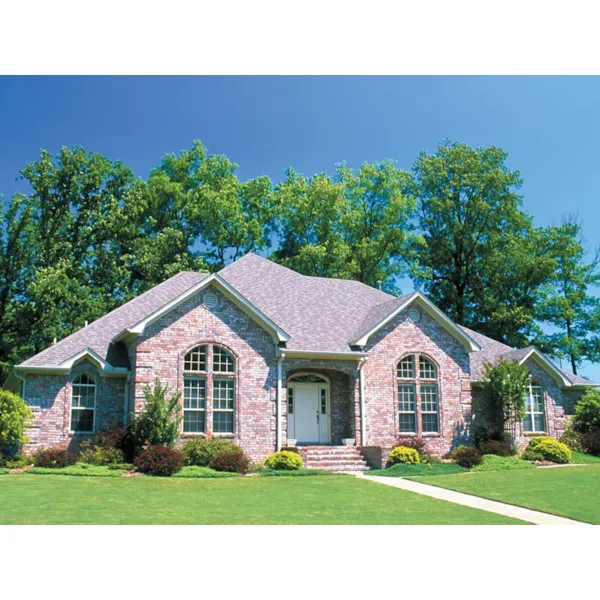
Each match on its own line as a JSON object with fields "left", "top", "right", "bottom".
{"left": 316, "top": 410, "right": 320, "bottom": 424}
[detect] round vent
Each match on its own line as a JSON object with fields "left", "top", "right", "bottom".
{"left": 408, "top": 308, "right": 421, "bottom": 322}
{"left": 203, "top": 292, "right": 218, "bottom": 309}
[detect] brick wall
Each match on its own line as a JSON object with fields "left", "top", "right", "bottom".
{"left": 362, "top": 306, "right": 473, "bottom": 458}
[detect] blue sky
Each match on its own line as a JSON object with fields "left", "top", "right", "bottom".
{"left": 1, "top": 76, "right": 599, "bottom": 378}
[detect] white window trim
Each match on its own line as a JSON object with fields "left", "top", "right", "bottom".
{"left": 524, "top": 382, "right": 546, "bottom": 434}
{"left": 212, "top": 377, "right": 236, "bottom": 434}
{"left": 182, "top": 376, "right": 207, "bottom": 435}
{"left": 69, "top": 376, "right": 97, "bottom": 434}
{"left": 397, "top": 382, "right": 417, "bottom": 433}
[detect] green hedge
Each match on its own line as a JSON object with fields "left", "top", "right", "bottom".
{"left": 172, "top": 466, "right": 238, "bottom": 478}
{"left": 26, "top": 463, "right": 127, "bottom": 477}
{"left": 368, "top": 462, "right": 467, "bottom": 477}
{"left": 471, "top": 455, "right": 534, "bottom": 472}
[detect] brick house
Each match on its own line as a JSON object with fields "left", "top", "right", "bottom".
{"left": 3, "top": 253, "right": 594, "bottom": 469}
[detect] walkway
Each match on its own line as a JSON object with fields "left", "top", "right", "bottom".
{"left": 357, "top": 473, "right": 590, "bottom": 525}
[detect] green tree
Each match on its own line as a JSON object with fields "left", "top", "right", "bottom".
{"left": 535, "top": 217, "right": 600, "bottom": 375}
{"left": 478, "top": 358, "right": 531, "bottom": 442}
{"left": 273, "top": 161, "right": 416, "bottom": 290}
{"left": 0, "top": 390, "right": 33, "bottom": 452}
{"left": 411, "top": 141, "right": 553, "bottom": 346}
{"left": 572, "top": 387, "right": 600, "bottom": 434}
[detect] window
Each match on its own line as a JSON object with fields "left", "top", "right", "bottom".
{"left": 524, "top": 382, "right": 545, "bottom": 433}
{"left": 396, "top": 354, "right": 440, "bottom": 434}
{"left": 288, "top": 387, "right": 294, "bottom": 414}
{"left": 183, "top": 377, "right": 206, "bottom": 433}
{"left": 184, "top": 345, "right": 207, "bottom": 372}
{"left": 71, "top": 374, "right": 95, "bottom": 432}
{"left": 182, "top": 344, "right": 236, "bottom": 435}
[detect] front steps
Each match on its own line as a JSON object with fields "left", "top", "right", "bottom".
{"left": 296, "top": 445, "right": 370, "bottom": 473}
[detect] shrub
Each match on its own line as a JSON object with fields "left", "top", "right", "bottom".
{"left": 580, "top": 431, "right": 600, "bottom": 456}
{"left": 130, "top": 379, "right": 182, "bottom": 450}
{"left": 572, "top": 388, "right": 600, "bottom": 434}
{"left": 559, "top": 421, "right": 583, "bottom": 452}
{"left": 2, "top": 453, "right": 31, "bottom": 469}
{"left": 387, "top": 446, "right": 420, "bottom": 466}
{"left": 471, "top": 455, "right": 535, "bottom": 472}
{"left": 79, "top": 441, "right": 125, "bottom": 466}
{"left": 210, "top": 449, "right": 251, "bottom": 474}
{"left": 451, "top": 445, "right": 483, "bottom": 469}
{"left": 90, "top": 425, "right": 136, "bottom": 462}
{"left": 477, "top": 439, "right": 514, "bottom": 457}
{"left": 396, "top": 436, "right": 427, "bottom": 458}
{"left": 264, "top": 451, "right": 303, "bottom": 470}
{"left": 33, "top": 447, "right": 78, "bottom": 468}
{"left": 181, "top": 437, "right": 239, "bottom": 466}
{"left": 0, "top": 390, "right": 33, "bottom": 451}
{"left": 134, "top": 445, "right": 184, "bottom": 476}
{"left": 522, "top": 437, "right": 572, "bottom": 464}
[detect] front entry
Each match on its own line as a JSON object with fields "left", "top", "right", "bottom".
{"left": 287, "top": 374, "right": 330, "bottom": 444}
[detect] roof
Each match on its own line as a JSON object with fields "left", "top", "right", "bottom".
{"left": 14, "top": 253, "right": 596, "bottom": 388}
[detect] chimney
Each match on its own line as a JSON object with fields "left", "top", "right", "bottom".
{"left": 53, "top": 337, "right": 57, "bottom": 345}
{"left": 85, "top": 320, "right": 88, "bottom": 327}
{"left": 376, "top": 280, "right": 382, "bottom": 290}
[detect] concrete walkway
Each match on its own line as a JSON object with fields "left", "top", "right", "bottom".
{"left": 357, "top": 473, "right": 590, "bottom": 525}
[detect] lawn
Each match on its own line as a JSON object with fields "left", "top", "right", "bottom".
{"left": 414, "top": 464, "right": 600, "bottom": 524}
{"left": 0, "top": 474, "right": 525, "bottom": 525}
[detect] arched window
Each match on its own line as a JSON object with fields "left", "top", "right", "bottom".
{"left": 182, "top": 344, "right": 236, "bottom": 435}
{"left": 524, "top": 382, "right": 545, "bottom": 433}
{"left": 397, "top": 354, "right": 440, "bottom": 434}
{"left": 71, "top": 374, "right": 96, "bottom": 433}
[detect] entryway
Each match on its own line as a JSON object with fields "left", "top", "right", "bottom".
{"left": 287, "top": 373, "right": 330, "bottom": 444}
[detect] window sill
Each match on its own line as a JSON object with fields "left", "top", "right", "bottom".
{"left": 69, "top": 431, "right": 94, "bottom": 436}
{"left": 212, "top": 433, "right": 236, "bottom": 438}
{"left": 181, "top": 433, "right": 207, "bottom": 437}
{"left": 523, "top": 431, "right": 547, "bottom": 436}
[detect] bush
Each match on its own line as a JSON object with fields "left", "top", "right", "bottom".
{"left": 79, "top": 440, "right": 125, "bottom": 466}
{"left": 33, "top": 447, "right": 78, "bottom": 468}
{"left": 181, "top": 437, "right": 240, "bottom": 466}
{"left": 471, "top": 455, "right": 535, "bottom": 472}
{"left": 477, "top": 439, "right": 515, "bottom": 457}
{"left": 134, "top": 445, "right": 184, "bottom": 476}
{"left": 130, "top": 379, "right": 182, "bottom": 450}
{"left": 210, "top": 449, "right": 251, "bottom": 474}
{"left": 0, "top": 389, "right": 33, "bottom": 451}
{"left": 264, "top": 451, "right": 303, "bottom": 471}
{"left": 90, "top": 425, "right": 136, "bottom": 462}
{"left": 572, "top": 388, "right": 600, "bottom": 434}
{"left": 1, "top": 452, "right": 31, "bottom": 469}
{"left": 580, "top": 431, "right": 600, "bottom": 456}
{"left": 396, "top": 436, "right": 427, "bottom": 458}
{"left": 387, "top": 446, "right": 420, "bottom": 466}
{"left": 451, "top": 445, "right": 483, "bottom": 469}
{"left": 522, "top": 437, "right": 572, "bottom": 464}
{"left": 559, "top": 421, "right": 583, "bottom": 452}
{"left": 173, "top": 466, "right": 238, "bottom": 478}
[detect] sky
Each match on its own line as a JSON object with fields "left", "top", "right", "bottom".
{"left": 1, "top": 75, "right": 599, "bottom": 378}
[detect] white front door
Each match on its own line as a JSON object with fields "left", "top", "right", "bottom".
{"left": 294, "top": 384, "right": 322, "bottom": 443}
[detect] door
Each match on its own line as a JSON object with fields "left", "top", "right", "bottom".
{"left": 294, "top": 384, "right": 321, "bottom": 443}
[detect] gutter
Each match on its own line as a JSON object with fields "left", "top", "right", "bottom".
{"left": 13, "top": 371, "right": 26, "bottom": 400}
{"left": 276, "top": 350, "right": 286, "bottom": 451}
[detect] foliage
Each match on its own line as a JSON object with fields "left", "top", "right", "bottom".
{"left": 209, "top": 449, "right": 251, "bottom": 474}
{"left": 27, "top": 463, "right": 127, "bottom": 477}
{"left": 368, "top": 462, "right": 467, "bottom": 477}
{"left": 534, "top": 217, "right": 600, "bottom": 374}
{"left": 180, "top": 437, "right": 239, "bottom": 467}
{"left": 172, "top": 466, "right": 238, "bottom": 478}
{"left": 451, "top": 445, "right": 483, "bottom": 469}
{"left": 410, "top": 141, "right": 554, "bottom": 346}
{"left": 33, "top": 447, "right": 78, "bottom": 468}
{"left": 571, "top": 451, "right": 600, "bottom": 464}
{"left": 257, "top": 468, "right": 337, "bottom": 477}
{"left": 580, "top": 431, "right": 600, "bottom": 457}
{"left": 478, "top": 359, "right": 530, "bottom": 441}
{"left": 264, "top": 451, "right": 303, "bottom": 471}
{"left": 79, "top": 440, "right": 125, "bottom": 466}
{"left": 130, "top": 379, "right": 182, "bottom": 451}
{"left": 395, "top": 436, "right": 429, "bottom": 459}
{"left": 1, "top": 453, "right": 32, "bottom": 469}
{"left": 471, "top": 455, "right": 534, "bottom": 472}
{"left": 477, "top": 439, "right": 515, "bottom": 457}
{"left": 559, "top": 420, "right": 583, "bottom": 452}
{"left": 0, "top": 390, "right": 33, "bottom": 450}
{"left": 522, "top": 437, "right": 572, "bottom": 463}
{"left": 272, "top": 161, "right": 416, "bottom": 291}
{"left": 387, "top": 446, "right": 420, "bottom": 466}
{"left": 134, "top": 446, "right": 184, "bottom": 476}
{"left": 572, "top": 388, "right": 600, "bottom": 434}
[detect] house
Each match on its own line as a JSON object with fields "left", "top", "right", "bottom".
{"left": 4, "top": 253, "right": 594, "bottom": 469}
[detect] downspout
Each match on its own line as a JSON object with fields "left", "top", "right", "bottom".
{"left": 358, "top": 357, "right": 367, "bottom": 446}
{"left": 14, "top": 371, "right": 26, "bottom": 400}
{"left": 276, "top": 349, "right": 286, "bottom": 452}
{"left": 123, "top": 373, "right": 132, "bottom": 425}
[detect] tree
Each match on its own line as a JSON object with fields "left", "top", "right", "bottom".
{"left": 572, "top": 387, "right": 600, "bottom": 434}
{"left": 478, "top": 359, "right": 531, "bottom": 443}
{"left": 273, "top": 161, "right": 416, "bottom": 291}
{"left": 0, "top": 390, "right": 33, "bottom": 454}
{"left": 535, "top": 217, "right": 600, "bottom": 374}
{"left": 411, "top": 141, "right": 553, "bottom": 346}
{"left": 130, "top": 378, "right": 182, "bottom": 450}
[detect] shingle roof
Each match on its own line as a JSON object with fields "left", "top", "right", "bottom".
{"left": 17, "top": 253, "right": 595, "bottom": 387}
{"left": 20, "top": 271, "right": 209, "bottom": 367}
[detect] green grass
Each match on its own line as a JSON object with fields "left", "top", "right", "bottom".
{"left": 571, "top": 451, "right": 600, "bottom": 464}
{"left": 0, "top": 474, "right": 526, "bottom": 524}
{"left": 257, "top": 468, "right": 337, "bottom": 477}
{"left": 0, "top": 468, "right": 8, "bottom": 475}
{"left": 26, "top": 463, "right": 126, "bottom": 477}
{"left": 367, "top": 462, "right": 466, "bottom": 477}
{"left": 471, "top": 455, "right": 534, "bottom": 472}
{"left": 172, "top": 466, "right": 238, "bottom": 478}
{"left": 414, "top": 464, "right": 600, "bottom": 524}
